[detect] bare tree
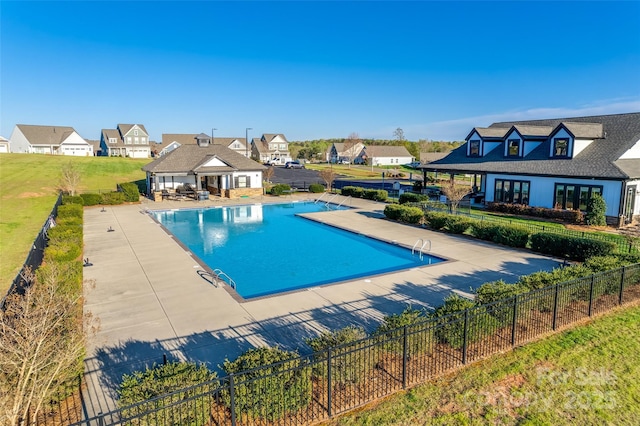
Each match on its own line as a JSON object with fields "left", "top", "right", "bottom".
{"left": 440, "top": 177, "right": 472, "bottom": 213}
{"left": 57, "top": 161, "right": 81, "bottom": 196}
{"left": 393, "top": 127, "right": 405, "bottom": 142}
{"left": 263, "top": 166, "right": 275, "bottom": 183}
{"left": 319, "top": 168, "right": 337, "bottom": 193}
{"left": 0, "top": 266, "right": 95, "bottom": 426}
{"left": 343, "top": 132, "right": 362, "bottom": 167}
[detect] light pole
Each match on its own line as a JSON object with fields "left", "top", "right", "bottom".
{"left": 245, "top": 127, "right": 252, "bottom": 158}
{"left": 211, "top": 128, "right": 217, "bottom": 144}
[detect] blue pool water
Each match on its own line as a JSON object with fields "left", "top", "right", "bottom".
{"left": 152, "top": 202, "right": 443, "bottom": 299}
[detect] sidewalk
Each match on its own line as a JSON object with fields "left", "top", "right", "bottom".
{"left": 81, "top": 194, "right": 561, "bottom": 417}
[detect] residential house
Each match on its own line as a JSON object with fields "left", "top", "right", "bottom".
{"left": 327, "top": 141, "right": 366, "bottom": 163}
{"left": 159, "top": 134, "right": 249, "bottom": 157}
{"left": 86, "top": 140, "right": 101, "bottom": 156}
{"left": 100, "top": 124, "right": 150, "bottom": 158}
{"left": 251, "top": 134, "right": 291, "bottom": 165}
{"left": 422, "top": 113, "right": 640, "bottom": 224}
{"left": 9, "top": 124, "right": 93, "bottom": 156}
{"left": 354, "top": 145, "right": 413, "bottom": 166}
{"left": 0, "top": 136, "right": 10, "bottom": 153}
{"left": 143, "top": 133, "right": 266, "bottom": 200}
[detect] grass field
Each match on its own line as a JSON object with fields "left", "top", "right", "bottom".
{"left": 324, "top": 303, "right": 640, "bottom": 425}
{"left": 0, "top": 154, "right": 148, "bottom": 294}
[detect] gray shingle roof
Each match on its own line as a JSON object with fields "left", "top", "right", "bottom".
{"left": 161, "top": 134, "right": 198, "bottom": 145}
{"left": 427, "top": 113, "right": 640, "bottom": 179}
{"left": 17, "top": 124, "right": 77, "bottom": 145}
{"left": 142, "top": 144, "right": 266, "bottom": 174}
{"left": 118, "top": 124, "right": 148, "bottom": 136}
{"left": 363, "top": 145, "right": 412, "bottom": 157}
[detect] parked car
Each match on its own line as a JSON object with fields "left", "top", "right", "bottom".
{"left": 406, "top": 161, "right": 422, "bottom": 169}
{"left": 285, "top": 161, "right": 305, "bottom": 169}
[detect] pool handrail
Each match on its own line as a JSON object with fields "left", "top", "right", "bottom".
{"left": 212, "top": 268, "right": 237, "bottom": 289}
{"left": 411, "top": 239, "right": 431, "bottom": 261}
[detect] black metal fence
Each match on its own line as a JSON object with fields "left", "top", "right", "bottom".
{"left": 53, "top": 263, "right": 640, "bottom": 426}
{"left": 1, "top": 192, "right": 63, "bottom": 308}
{"left": 422, "top": 204, "right": 639, "bottom": 254}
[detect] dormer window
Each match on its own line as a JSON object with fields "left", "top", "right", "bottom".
{"left": 553, "top": 138, "right": 569, "bottom": 157}
{"left": 507, "top": 139, "right": 520, "bottom": 157}
{"left": 469, "top": 140, "right": 480, "bottom": 157}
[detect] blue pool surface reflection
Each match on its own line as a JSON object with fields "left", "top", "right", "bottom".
{"left": 152, "top": 202, "right": 443, "bottom": 299}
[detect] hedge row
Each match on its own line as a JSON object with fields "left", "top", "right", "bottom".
{"left": 269, "top": 183, "right": 291, "bottom": 196}
{"left": 486, "top": 202, "right": 585, "bottom": 224}
{"left": 62, "top": 190, "right": 127, "bottom": 206}
{"left": 341, "top": 186, "right": 388, "bottom": 202}
{"left": 421, "top": 211, "right": 615, "bottom": 261}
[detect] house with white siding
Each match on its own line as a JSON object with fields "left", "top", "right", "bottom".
{"left": 100, "top": 124, "right": 150, "bottom": 158}
{"left": 0, "top": 136, "right": 10, "bottom": 153}
{"left": 423, "top": 113, "right": 640, "bottom": 224}
{"left": 143, "top": 133, "right": 266, "bottom": 200}
{"left": 251, "top": 134, "right": 292, "bottom": 165}
{"left": 354, "top": 145, "right": 413, "bottom": 166}
{"left": 9, "top": 124, "right": 93, "bottom": 156}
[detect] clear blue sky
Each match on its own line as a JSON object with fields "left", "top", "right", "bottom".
{"left": 1, "top": 1, "right": 639, "bottom": 142}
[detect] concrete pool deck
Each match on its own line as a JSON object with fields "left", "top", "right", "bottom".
{"left": 81, "top": 194, "right": 563, "bottom": 417}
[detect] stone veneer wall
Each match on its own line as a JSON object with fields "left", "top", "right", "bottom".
{"left": 226, "top": 188, "right": 263, "bottom": 199}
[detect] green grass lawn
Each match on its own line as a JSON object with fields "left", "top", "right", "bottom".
{"left": 0, "top": 154, "right": 148, "bottom": 294}
{"left": 324, "top": 303, "right": 640, "bottom": 425}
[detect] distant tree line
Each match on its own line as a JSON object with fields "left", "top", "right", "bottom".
{"left": 289, "top": 138, "right": 463, "bottom": 161}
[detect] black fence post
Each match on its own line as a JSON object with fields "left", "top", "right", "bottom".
{"left": 462, "top": 310, "right": 469, "bottom": 364}
{"left": 511, "top": 295, "right": 518, "bottom": 346}
{"left": 402, "top": 326, "right": 408, "bottom": 389}
{"left": 588, "top": 275, "right": 595, "bottom": 316}
{"left": 619, "top": 266, "right": 626, "bottom": 305}
{"left": 229, "top": 374, "right": 237, "bottom": 426}
{"left": 97, "top": 413, "right": 104, "bottom": 426}
{"left": 327, "top": 347, "right": 332, "bottom": 418}
{"left": 552, "top": 283, "right": 560, "bottom": 330}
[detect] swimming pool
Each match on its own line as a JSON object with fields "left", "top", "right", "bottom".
{"left": 152, "top": 202, "right": 444, "bottom": 299}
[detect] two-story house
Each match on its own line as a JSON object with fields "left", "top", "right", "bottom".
{"left": 100, "top": 124, "right": 150, "bottom": 158}
{"left": 251, "top": 134, "right": 291, "bottom": 165}
{"left": 9, "top": 124, "right": 93, "bottom": 156}
{"left": 159, "top": 134, "right": 250, "bottom": 158}
{"left": 422, "top": 113, "right": 640, "bottom": 224}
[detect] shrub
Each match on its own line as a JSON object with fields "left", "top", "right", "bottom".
{"left": 222, "top": 347, "right": 311, "bottom": 421}
{"left": 431, "top": 294, "right": 499, "bottom": 349}
{"left": 470, "top": 223, "right": 530, "bottom": 248}
{"left": 269, "top": 183, "right": 291, "bottom": 196}
{"left": 517, "top": 264, "right": 592, "bottom": 291}
{"left": 486, "top": 202, "right": 585, "bottom": 224}
{"left": 475, "top": 280, "right": 527, "bottom": 324}
{"left": 118, "top": 182, "right": 141, "bottom": 202}
{"left": 101, "top": 191, "right": 125, "bottom": 205}
{"left": 341, "top": 186, "right": 364, "bottom": 198}
{"left": 62, "top": 195, "right": 83, "bottom": 205}
{"left": 383, "top": 204, "right": 404, "bottom": 221}
{"left": 584, "top": 255, "right": 627, "bottom": 272}
{"left": 530, "top": 233, "right": 615, "bottom": 261}
{"left": 80, "top": 193, "right": 103, "bottom": 206}
{"left": 308, "top": 183, "right": 325, "bottom": 193}
{"left": 424, "top": 211, "right": 450, "bottom": 230}
{"left": 47, "top": 224, "right": 82, "bottom": 247}
{"left": 118, "top": 361, "right": 217, "bottom": 426}
{"left": 400, "top": 206, "right": 424, "bottom": 224}
{"left": 44, "top": 241, "right": 82, "bottom": 263}
{"left": 399, "top": 192, "right": 429, "bottom": 205}
{"left": 373, "top": 306, "right": 433, "bottom": 356}
{"left": 363, "top": 189, "right": 388, "bottom": 202}
{"left": 446, "top": 216, "right": 474, "bottom": 234}
{"left": 57, "top": 204, "right": 83, "bottom": 219}
{"left": 305, "top": 326, "right": 373, "bottom": 384}
{"left": 586, "top": 194, "right": 607, "bottom": 226}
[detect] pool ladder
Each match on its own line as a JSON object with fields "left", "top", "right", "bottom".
{"left": 212, "top": 268, "right": 236, "bottom": 289}
{"left": 412, "top": 239, "right": 431, "bottom": 261}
